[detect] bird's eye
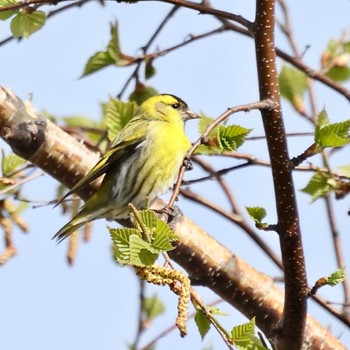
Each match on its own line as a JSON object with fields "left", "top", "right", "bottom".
{"left": 172, "top": 103, "right": 180, "bottom": 109}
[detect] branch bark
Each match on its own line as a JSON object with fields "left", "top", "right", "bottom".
{"left": 0, "top": 86, "right": 347, "bottom": 349}
{"left": 253, "top": 0, "right": 307, "bottom": 348}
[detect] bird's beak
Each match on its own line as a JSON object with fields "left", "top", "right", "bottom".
{"left": 184, "top": 109, "right": 200, "bottom": 121}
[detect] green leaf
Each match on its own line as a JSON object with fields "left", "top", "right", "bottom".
{"left": 129, "top": 84, "right": 158, "bottom": 106}
{"left": 194, "top": 309, "right": 211, "bottom": 340}
{"left": 0, "top": 0, "right": 18, "bottom": 20}
{"left": 129, "top": 234, "right": 158, "bottom": 266}
{"left": 338, "top": 164, "right": 350, "bottom": 177}
{"left": 1, "top": 150, "right": 25, "bottom": 177}
{"left": 198, "top": 115, "right": 218, "bottom": 135}
{"left": 343, "top": 42, "right": 350, "bottom": 53}
{"left": 110, "top": 227, "right": 140, "bottom": 265}
{"left": 103, "top": 98, "right": 137, "bottom": 142}
{"left": 279, "top": 65, "right": 307, "bottom": 111}
{"left": 231, "top": 318, "right": 267, "bottom": 350}
{"left": 107, "top": 22, "right": 135, "bottom": 66}
{"left": 316, "top": 109, "right": 329, "bottom": 129}
{"left": 301, "top": 172, "right": 333, "bottom": 201}
{"left": 218, "top": 125, "right": 252, "bottom": 151}
{"left": 10, "top": 10, "right": 46, "bottom": 38}
{"left": 196, "top": 116, "right": 251, "bottom": 155}
{"left": 315, "top": 110, "right": 350, "bottom": 147}
{"left": 145, "top": 58, "right": 156, "bottom": 79}
{"left": 326, "top": 66, "right": 350, "bottom": 82}
{"left": 81, "top": 51, "right": 115, "bottom": 77}
{"left": 317, "top": 121, "right": 350, "bottom": 147}
{"left": 143, "top": 295, "right": 165, "bottom": 320}
{"left": 246, "top": 207, "right": 267, "bottom": 224}
{"left": 327, "top": 267, "right": 345, "bottom": 286}
{"left": 110, "top": 209, "right": 176, "bottom": 267}
{"left": 138, "top": 210, "right": 177, "bottom": 252}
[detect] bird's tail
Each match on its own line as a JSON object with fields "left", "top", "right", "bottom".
{"left": 52, "top": 216, "right": 87, "bottom": 243}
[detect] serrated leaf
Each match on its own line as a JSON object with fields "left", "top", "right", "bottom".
{"left": 129, "top": 234, "right": 158, "bottom": 266}
{"left": 231, "top": 318, "right": 266, "bottom": 350}
{"left": 246, "top": 207, "right": 267, "bottom": 224}
{"left": 316, "top": 109, "right": 329, "bottom": 128}
{"left": 10, "top": 10, "right": 46, "bottom": 38}
{"left": 129, "top": 84, "right": 158, "bottom": 106}
{"left": 218, "top": 125, "right": 252, "bottom": 151}
{"left": 151, "top": 220, "right": 177, "bottom": 252}
{"left": 138, "top": 209, "right": 177, "bottom": 252}
{"left": 327, "top": 267, "right": 345, "bottom": 286}
{"left": 196, "top": 117, "right": 251, "bottom": 155}
{"left": 144, "top": 295, "right": 165, "bottom": 320}
{"left": 301, "top": 172, "right": 333, "bottom": 201}
{"left": 315, "top": 110, "right": 350, "bottom": 147}
{"left": 81, "top": 51, "right": 115, "bottom": 77}
{"left": 279, "top": 65, "right": 307, "bottom": 110}
{"left": 194, "top": 309, "right": 211, "bottom": 340}
{"left": 317, "top": 121, "right": 350, "bottom": 147}
{"left": 0, "top": 0, "right": 18, "bottom": 20}
{"left": 110, "top": 227, "right": 140, "bottom": 265}
{"left": 103, "top": 98, "right": 137, "bottom": 142}
{"left": 1, "top": 151, "right": 25, "bottom": 177}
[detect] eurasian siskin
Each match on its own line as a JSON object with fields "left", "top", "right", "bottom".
{"left": 53, "top": 94, "right": 198, "bottom": 242}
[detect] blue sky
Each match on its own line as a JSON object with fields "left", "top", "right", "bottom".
{"left": 1, "top": 1, "right": 350, "bottom": 349}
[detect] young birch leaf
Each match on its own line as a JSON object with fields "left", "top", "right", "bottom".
{"left": 301, "top": 172, "right": 333, "bottom": 201}
{"left": 246, "top": 207, "right": 267, "bottom": 224}
{"left": 315, "top": 109, "right": 350, "bottom": 147}
{"left": 103, "top": 98, "right": 137, "bottom": 141}
{"left": 129, "top": 234, "right": 158, "bottom": 266}
{"left": 1, "top": 151, "right": 25, "bottom": 177}
{"left": 138, "top": 210, "right": 177, "bottom": 252}
{"left": 218, "top": 125, "right": 252, "bottom": 151}
{"left": 144, "top": 295, "right": 165, "bottom": 320}
{"left": 326, "top": 66, "right": 350, "bottom": 82}
{"left": 279, "top": 65, "right": 307, "bottom": 113}
{"left": 81, "top": 51, "right": 115, "bottom": 77}
{"left": 145, "top": 57, "right": 156, "bottom": 79}
{"left": 107, "top": 22, "right": 135, "bottom": 66}
{"left": 110, "top": 227, "right": 139, "bottom": 265}
{"left": 194, "top": 309, "right": 211, "bottom": 340}
{"left": 196, "top": 116, "right": 251, "bottom": 154}
{"left": 0, "top": 0, "right": 18, "bottom": 20}
{"left": 151, "top": 220, "right": 177, "bottom": 252}
{"left": 318, "top": 121, "right": 350, "bottom": 147}
{"left": 10, "top": 10, "right": 46, "bottom": 38}
{"left": 327, "top": 267, "right": 345, "bottom": 286}
{"left": 231, "top": 318, "right": 266, "bottom": 350}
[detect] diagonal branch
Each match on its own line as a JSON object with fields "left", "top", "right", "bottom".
{"left": 0, "top": 85, "right": 347, "bottom": 349}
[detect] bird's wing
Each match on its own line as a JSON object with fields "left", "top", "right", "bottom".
{"left": 55, "top": 136, "right": 145, "bottom": 207}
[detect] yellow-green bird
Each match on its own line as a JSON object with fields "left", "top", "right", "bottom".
{"left": 53, "top": 94, "right": 198, "bottom": 243}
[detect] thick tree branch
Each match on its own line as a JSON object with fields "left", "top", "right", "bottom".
{"left": 0, "top": 86, "right": 347, "bottom": 349}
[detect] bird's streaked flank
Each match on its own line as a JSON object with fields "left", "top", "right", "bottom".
{"left": 53, "top": 94, "right": 198, "bottom": 243}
